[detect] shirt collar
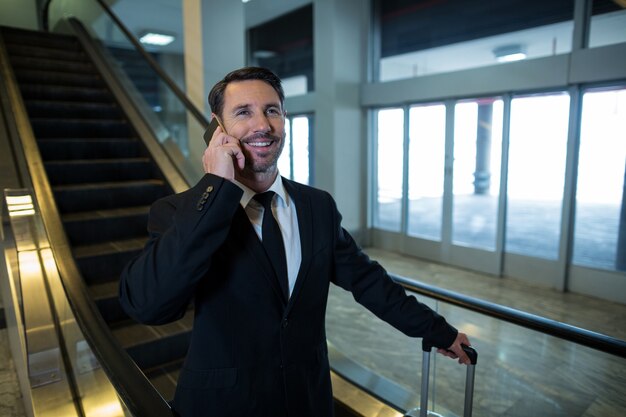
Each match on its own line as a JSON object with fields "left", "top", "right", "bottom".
{"left": 233, "top": 173, "right": 290, "bottom": 208}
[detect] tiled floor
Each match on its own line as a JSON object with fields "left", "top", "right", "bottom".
{"left": 326, "top": 248, "right": 626, "bottom": 417}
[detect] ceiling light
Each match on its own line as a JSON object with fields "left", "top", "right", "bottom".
{"left": 493, "top": 44, "right": 527, "bottom": 63}
{"left": 139, "top": 32, "right": 175, "bottom": 46}
{"left": 253, "top": 49, "right": 277, "bottom": 59}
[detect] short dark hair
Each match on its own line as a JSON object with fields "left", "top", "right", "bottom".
{"left": 208, "top": 67, "right": 285, "bottom": 119}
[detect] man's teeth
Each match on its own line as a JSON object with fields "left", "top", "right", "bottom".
{"left": 248, "top": 141, "right": 271, "bottom": 147}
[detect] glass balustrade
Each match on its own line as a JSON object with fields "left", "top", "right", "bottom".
{"left": 47, "top": 0, "right": 206, "bottom": 185}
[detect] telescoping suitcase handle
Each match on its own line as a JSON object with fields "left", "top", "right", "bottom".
{"left": 418, "top": 341, "right": 477, "bottom": 417}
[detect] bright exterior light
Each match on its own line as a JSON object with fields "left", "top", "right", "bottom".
{"left": 139, "top": 32, "right": 175, "bottom": 46}
{"left": 493, "top": 44, "right": 527, "bottom": 63}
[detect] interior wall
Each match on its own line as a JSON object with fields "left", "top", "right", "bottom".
{"left": 0, "top": 0, "right": 39, "bottom": 30}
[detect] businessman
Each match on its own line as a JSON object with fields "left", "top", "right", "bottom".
{"left": 119, "top": 66, "right": 471, "bottom": 417}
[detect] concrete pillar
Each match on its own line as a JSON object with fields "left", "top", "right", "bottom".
{"left": 474, "top": 101, "right": 493, "bottom": 195}
{"left": 314, "top": 0, "right": 367, "bottom": 233}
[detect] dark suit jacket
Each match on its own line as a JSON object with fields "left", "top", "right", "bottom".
{"left": 119, "top": 174, "right": 457, "bottom": 417}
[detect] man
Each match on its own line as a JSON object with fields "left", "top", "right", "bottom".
{"left": 119, "top": 67, "right": 471, "bottom": 417}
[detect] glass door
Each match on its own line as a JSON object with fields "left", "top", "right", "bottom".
{"left": 502, "top": 92, "right": 571, "bottom": 285}
{"left": 448, "top": 98, "right": 505, "bottom": 274}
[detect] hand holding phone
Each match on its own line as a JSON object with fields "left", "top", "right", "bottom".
{"left": 202, "top": 116, "right": 245, "bottom": 180}
{"left": 203, "top": 117, "right": 223, "bottom": 145}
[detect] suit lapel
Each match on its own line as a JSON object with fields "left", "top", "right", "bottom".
{"left": 231, "top": 205, "right": 286, "bottom": 304}
{"left": 283, "top": 179, "right": 313, "bottom": 313}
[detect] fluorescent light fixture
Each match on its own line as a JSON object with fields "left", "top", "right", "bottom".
{"left": 253, "top": 49, "right": 277, "bottom": 59}
{"left": 242, "top": 0, "right": 252, "bottom": 3}
{"left": 139, "top": 32, "right": 175, "bottom": 46}
{"left": 493, "top": 44, "right": 527, "bottom": 62}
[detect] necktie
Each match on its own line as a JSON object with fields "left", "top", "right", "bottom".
{"left": 254, "top": 191, "right": 289, "bottom": 301}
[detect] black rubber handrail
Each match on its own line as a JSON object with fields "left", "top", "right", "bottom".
{"left": 42, "top": 0, "right": 209, "bottom": 129}
{"left": 391, "top": 273, "right": 626, "bottom": 359}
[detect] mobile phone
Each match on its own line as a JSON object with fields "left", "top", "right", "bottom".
{"left": 203, "top": 117, "right": 220, "bottom": 145}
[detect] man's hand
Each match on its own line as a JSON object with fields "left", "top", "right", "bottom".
{"left": 437, "top": 332, "right": 472, "bottom": 365}
{"left": 202, "top": 126, "right": 245, "bottom": 180}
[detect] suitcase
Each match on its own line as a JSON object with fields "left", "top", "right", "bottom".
{"left": 406, "top": 342, "right": 478, "bottom": 417}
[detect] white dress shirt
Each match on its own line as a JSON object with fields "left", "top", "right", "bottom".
{"left": 233, "top": 175, "right": 301, "bottom": 298}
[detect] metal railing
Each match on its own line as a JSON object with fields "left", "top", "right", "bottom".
{"left": 391, "top": 273, "right": 626, "bottom": 358}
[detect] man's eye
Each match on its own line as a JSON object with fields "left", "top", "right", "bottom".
{"left": 236, "top": 110, "right": 250, "bottom": 116}
{"left": 266, "top": 108, "right": 281, "bottom": 116}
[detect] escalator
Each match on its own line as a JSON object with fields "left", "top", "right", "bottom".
{"left": 0, "top": 25, "right": 189, "bottom": 404}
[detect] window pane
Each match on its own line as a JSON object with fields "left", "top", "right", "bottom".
{"left": 278, "top": 116, "right": 311, "bottom": 185}
{"left": 407, "top": 104, "right": 446, "bottom": 240}
{"left": 248, "top": 5, "right": 313, "bottom": 96}
{"left": 506, "top": 93, "right": 570, "bottom": 259}
{"left": 589, "top": 0, "right": 626, "bottom": 48}
{"left": 377, "top": 0, "right": 574, "bottom": 81}
{"left": 573, "top": 87, "right": 626, "bottom": 271}
{"left": 375, "top": 108, "right": 405, "bottom": 231}
{"left": 453, "top": 99, "right": 503, "bottom": 250}
{"left": 292, "top": 116, "right": 310, "bottom": 185}
{"left": 278, "top": 118, "right": 292, "bottom": 178}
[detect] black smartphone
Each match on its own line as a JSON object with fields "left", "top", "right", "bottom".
{"left": 203, "top": 117, "right": 220, "bottom": 146}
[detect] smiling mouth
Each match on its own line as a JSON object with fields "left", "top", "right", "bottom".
{"left": 246, "top": 141, "right": 273, "bottom": 147}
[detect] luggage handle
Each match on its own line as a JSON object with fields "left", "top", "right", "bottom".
{"left": 417, "top": 342, "right": 477, "bottom": 417}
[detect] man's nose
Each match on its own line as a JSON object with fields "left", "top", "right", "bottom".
{"left": 251, "top": 112, "right": 271, "bottom": 133}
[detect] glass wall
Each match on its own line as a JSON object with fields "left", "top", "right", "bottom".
{"left": 371, "top": 85, "right": 625, "bottom": 280}
{"left": 452, "top": 99, "right": 503, "bottom": 250}
{"left": 573, "top": 87, "right": 626, "bottom": 271}
{"left": 374, "top": 108, "right": 404, "bottom": 231}
{"left": 376, "top": 0, "right": 574, "bottom": 81}
{"left": 407, "top": 104, "right": 446, "bottom": 240}
{"left": 106, "top": 1, "right": 186, "bottom": 91}
{"left": 278, "top": 114, "right": 313, "bottom": 185}
{"left": 505, "top": 93, "right": 570, "bottom": 259}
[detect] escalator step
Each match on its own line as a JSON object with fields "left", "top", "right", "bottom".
{"left": 25, "top": 100, "right": 122, "bottom": 119}
{"left": 1, "top": 27, "right": 81, "bottom": 51}
{"left": 31, "top": 118, "right": 132, "bottom": 138}
{"left": 38, "top": 138, "right": 142, "bottom": 160}
{"left": 62, "top": 205, "right": 150, "bottom": 246}
{"left": 4, "top": 43, "right": 87, "bottom": 62}
{"left": 88, "top": 281, "right": 128, "bottom": 324}
{"left": 111, "top": 317, "right": 193, "bottom": 370}
{"left": 53, "top": 179, "right": 168, "bottom": 213}
{"left": 8, "top": 56, "right": 95, "bottom": 73}
{"left": 19, "top": 84, "right": 112, "bottom": 102}
{"left": 73, "top": 237, "right": 146, "bottom": 284}
{"left": 16, "top": 70, "right": 104, "bottom": 88}
{"left": 45, "top": 158, "right": 154, "bottom": 185}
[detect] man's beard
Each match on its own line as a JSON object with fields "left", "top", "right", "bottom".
{"left": 242, "top": 132, "right": 285, "bottom": 174}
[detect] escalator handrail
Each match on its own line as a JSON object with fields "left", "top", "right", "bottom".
{"left": 42, "top": 0, "right": 210, "bottom": 130}
{"left": 391, "top": 273, "right": 626, "bottom": 359}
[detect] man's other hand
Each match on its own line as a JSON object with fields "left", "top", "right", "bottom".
{"left": 437, "top": 332, "right": 472, "bottom": 365}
